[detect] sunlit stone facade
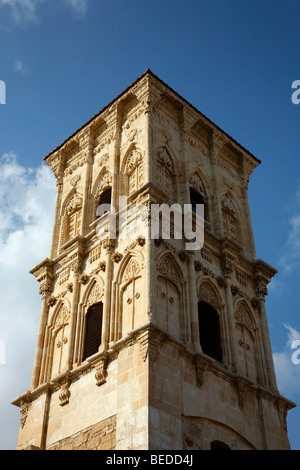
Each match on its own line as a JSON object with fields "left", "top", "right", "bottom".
{"left": 12, "top": 70, "right": 295, "bottom": 450}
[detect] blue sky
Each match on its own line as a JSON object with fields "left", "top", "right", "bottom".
{"left": 0, "top": 0, "right": 300, "bottom": 450}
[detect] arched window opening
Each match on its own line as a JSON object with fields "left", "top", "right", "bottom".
{"left": 97, "top": 188, "right": 112, "bottom": 218}
{"left": 198, "top": 301, "right": 222, "bottom": 362}
{"left": 210, "top": 440, "right": 231, "bottom": 451}
{"left": 83, "top": 302, "right": 103, "bottom": 361}
{"left": 190, "top": 187, "right": 208, "bottom": 221}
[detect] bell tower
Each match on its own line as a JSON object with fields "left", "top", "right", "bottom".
{"left": 12, "top": 69, "right": 295, "bottom": 450}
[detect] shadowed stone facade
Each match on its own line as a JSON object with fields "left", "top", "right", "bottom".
{"left": 12, "top": 69, "right": 295, "bottom": 450}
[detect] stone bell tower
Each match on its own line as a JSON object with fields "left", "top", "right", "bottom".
{"left": 12, "top": 69, "right": 295, "bottom": 450}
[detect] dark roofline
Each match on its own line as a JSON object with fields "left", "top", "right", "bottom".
{"left": 44, "top": 68, "right": 261, "bottom": 164}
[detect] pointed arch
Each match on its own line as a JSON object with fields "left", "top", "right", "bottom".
{"left": 113, "top": 250, "right": 145, "bottom": 341}
{"left": 92, "top": 167, "right": 113, "bottom": 221}
{"left": 121, "top": 143, "right": 145, "bottom": 197}
{"left": 156, "top": 251, "right": 187, "bottom": 341}
{"left": 234, "top": 300, "right": 259, "bottom": 382}
{"left": 197, "top": 280, "right": 223, "bottom": 363}
{"left": 220, "top": 191, "right": 241, "bottom": 242}
{"left": 47, "top": 300, "right": 71, "bottom": 380}
{"left": 157, "top": 251, "right": 184, "bottom": 288}
{"left": 60, "top": 189, "right": 83, "bottom": 247}
{"left": 155, "top": 145, "right": 178, "bottom": 201}
{"left": 189, "top": 170, "right": 209, "bottom": 222}
{"left": 197, "top": 280, "right": 221, "bottom": 312}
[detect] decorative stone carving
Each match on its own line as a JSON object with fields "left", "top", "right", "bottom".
{"left": 66, "top": 191, "right": 83, "bottom": 215}
{"left": 221, "top": 193, "right": 237, "bottom": 218}
{"left": 189, "top": 173, "right": 206, "bottom": 196}
{"left": 221, "top": 254, "right": 234, "bottom": 278}
{"left": 138, "top": 329, "right": 164, "bottom": 363}
{"left": 86, "top": 282, "right": 104, "bottom": 308}
{"left": 125, "top": 146, "right": 143, "bottom": 174}
{"left": 95, "top": 358, "right": 108, "bottom": 386}
{"left": 54, "top": 304, "right": 70, "bottom": 332}
{"left": 178, "top": 250, "right": 189, "bottom": 262}
{"left": 111, "top": 252, "right": 122, "bottom": 263}
{"left": 20, "top": 400, "right": 31, "bottom": 429}
{"left": 194, "top": 356, "right": 207, "bottom": 387}
{"left": 102, "top": 238, "right": 115, "bottom": 253}
{"left": 158, "top": 255, "right": 180, "bottom": 286}
{"left": 194, "top": 260, "right": 203, "bottom": 272}
{"left": 59, "top": 378, "right": 71, "bottom": 407}
{"left": 157, "top": 147, "right": 174, "bottom": 171}
{"left": 235, "top": 303, "right": 255, "bottom": 331}
{"left": 70, "top": 174, "right": 81, "bottom": 188}
{"left": 197, "top": 282, "right": 220, "bottom": 311}
{"left": 123, "top": 258, "right": 141, "bottom": 283}
{"left": 48, "top": 296, "right": 56, "bottom": 307}
{"left": 79, "top": 274, "right": 89, "bottom": 285}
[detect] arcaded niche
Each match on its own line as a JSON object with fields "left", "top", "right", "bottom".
{"left": 12, "top": 69, "right": 295, "bottom": 450}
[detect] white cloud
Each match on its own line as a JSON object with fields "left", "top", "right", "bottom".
{"left": 0, "top": 0, "right": 44, "bottom": 24}
{"left": 273, "top": 324, "right": 300, "bottom": 403}
{"left": 0, "top": 152, "right": 56, "bottom": 449}
{"left": 63, "top": 0, "right": 88, "bottom": 17}
{"left": 14, "top": 59, "right": 25, "bottom": 74}
{"left": 279, "top": 182, "right": 300, "bottom": 274}
{"left": 0, "top": 0, "right": 89, "bottom": 23}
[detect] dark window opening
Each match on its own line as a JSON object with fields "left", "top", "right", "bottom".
{"left": 210, "top": 441, "right": 231, "bottom": 451}
{"left": 190, "top": 187, "right": 207, "bottom": 221}
{"left": 83, "top": 302, "right": 103, "bottom": 361}
{"left": 97, "top": 188, "right": 112, "bottom": 218}
{"left": 198, "top": 301, "right": 222, "bottom": 363}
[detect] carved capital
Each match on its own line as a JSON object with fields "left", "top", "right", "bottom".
{"left": 221, "top": 254, "right": 234, "bottom": 278}
{"left": 102, "top": 238, "right": 115, "bottom": 254}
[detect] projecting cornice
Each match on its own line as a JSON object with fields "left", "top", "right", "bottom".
{"left": 44, "top": 69, "right": 261, "bottom": 170}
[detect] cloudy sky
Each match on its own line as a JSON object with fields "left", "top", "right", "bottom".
{"left": 0, "top": 0, "right": 300, "bottom": 450}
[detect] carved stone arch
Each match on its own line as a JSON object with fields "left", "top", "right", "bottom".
{"left": 82, "top": 276, "right": 105, "bottom": 310}
{"left": 155, "top": 145, "right": 178, "bottom": 201}
{"left": 189, "top": 169, "right": 210, "bottom": 223}
{"left": 157, "top": 251, "right": 184, "bottom": 289}
{"left": 48, "top": 300, "right": 71, "bottom": 379}
{"left": 234, "top": 300, "right": 259, "bottom": 383}
{"left": 116, "top": 249, "right": 144, "bottom": 286}
{"left": 156, "top": 252, "right": 186, "bottom": 342}
{"left": 121, "top": 143, "right": 145, "bottom": 196}
{"left": 234, "top": 301, "right": 256, "bottom": 333}
{"left": 115, "top": 251, "right": 145, "bottom": 340}
{"left": 92, "top": 167, "right": 113, "bottom": 220}
{"left": 60, "top": 189, "right": 83, "bottom": 247}
{"left": 49, "top": 299, "right": 71, "bottom": 332}
{"left": 189, "top": 170, "right": 208, "bottom": 199}
{"left": 197, "top": 280, "right": 221, "bottom": 312}
{"left": 221, "top": 192, "right": 241, "bottom": 241}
